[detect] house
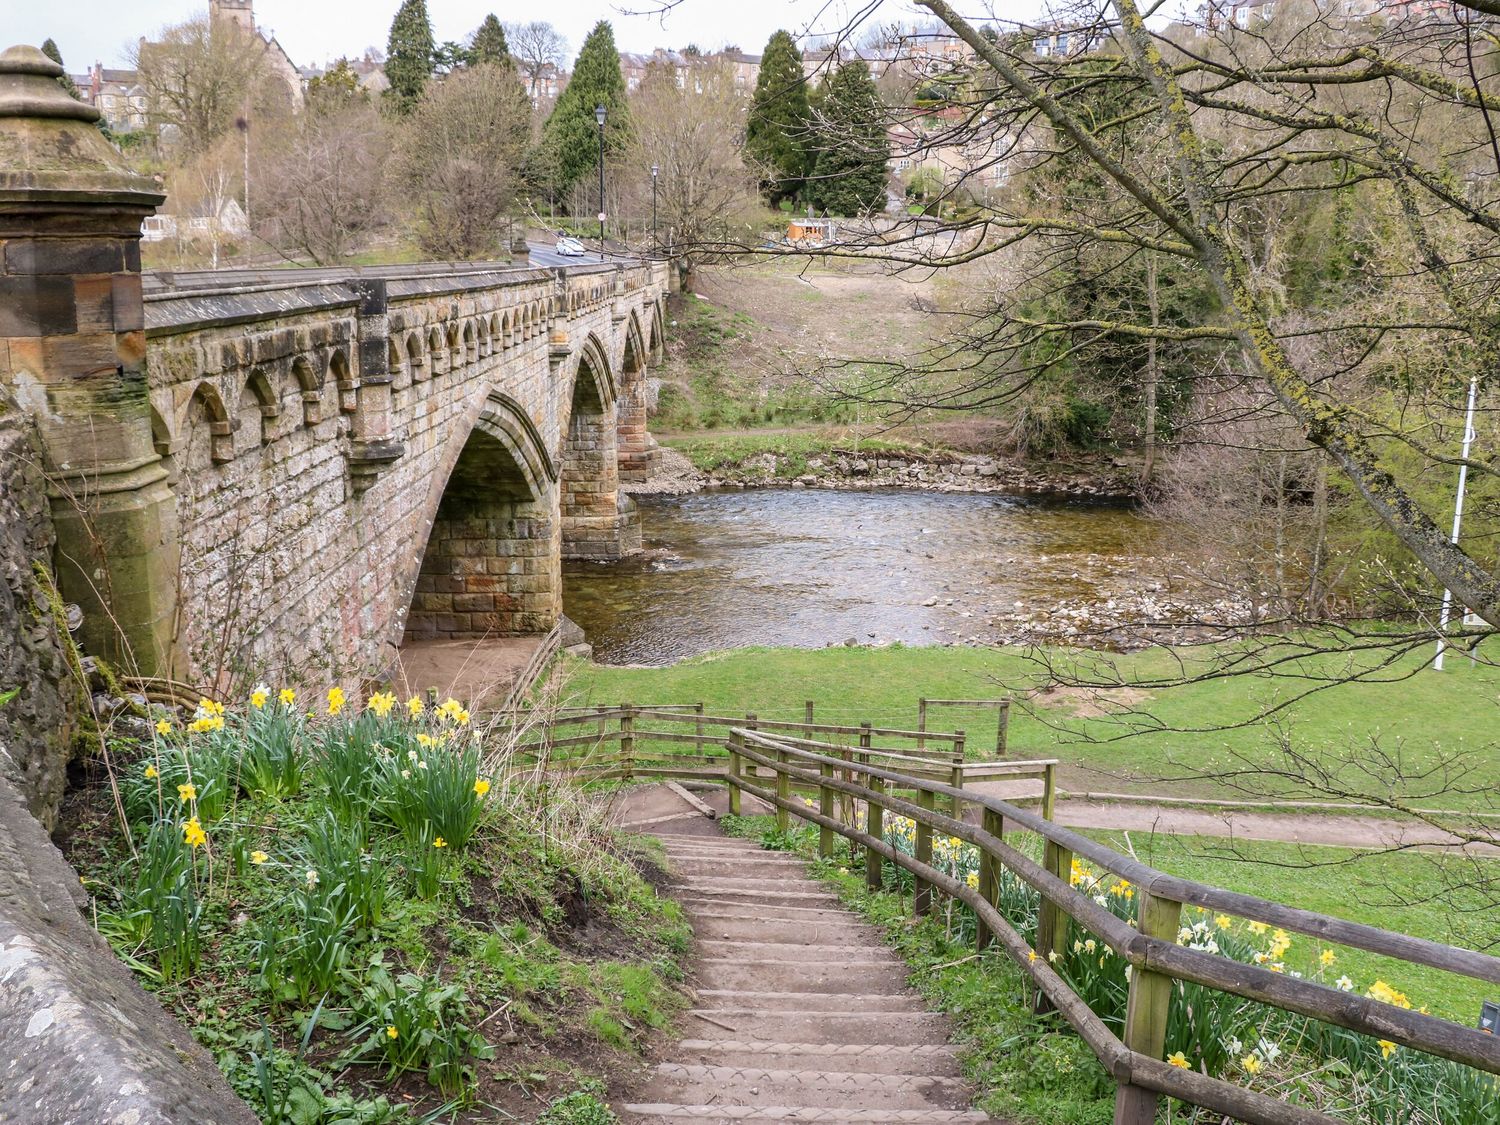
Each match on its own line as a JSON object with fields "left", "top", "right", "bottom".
{"left": 78, "top": 67, "right": 148, "bottom": 133}
{"left": 142, "top": 197, "right": 250, "bottom": 243}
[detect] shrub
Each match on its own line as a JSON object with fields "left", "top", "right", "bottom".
{"left": 358, "top": 961, "right": 492, "bottom": 1098}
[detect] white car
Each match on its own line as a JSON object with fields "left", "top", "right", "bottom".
{"left": 556, "top": 236, "right": 588, "bottom": 257}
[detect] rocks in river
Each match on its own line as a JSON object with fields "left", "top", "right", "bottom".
{"left": 921, "top": 597, "right": 938, "bottom": 607}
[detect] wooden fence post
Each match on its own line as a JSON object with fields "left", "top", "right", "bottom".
{"left": 917, "top": 698, "right": 927, "bottom": 750}
{"left": 805, "top": 699, "right": 815, "bottom": 727}
{"left": 977, "top": 807, "right": 1004, "bottom": 951}
{"left": 1042, "top": 762, "right": 1057, "bottom": 823}
{"left": 998, "top": 697, "right": 1011, "bottom": 756}
{"left": 914, "top": 788, "right": 934, "bottom": 915}
{"left": 818, "top": 757, "right": 834, "bottom": 858}
{"left": 775, "top": 741, "right": 791, "bottom": 834}
{"left": 949, "top": 730, "right": 966, "bottom": 817}
{"left": 860, "top": 723, "right": 883, "bottom": 890}
{"left": 620, "top": 703, "right": 635, "bottom": 780}
{"left": 1035, "top": 837, "right": 1073, "bottom": 1013}
{"left": 693, "top": 702, "right": 704, "bottom": 760}
{"left": 727, "top": 730, "right": 743, "bottom": 816}
{"left": 1114, "top": 890, "right": 1185, "bottom": 1125}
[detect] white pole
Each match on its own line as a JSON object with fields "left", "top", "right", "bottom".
{"left": 1434, "top": 375, "right": 1479, "bottom": 670}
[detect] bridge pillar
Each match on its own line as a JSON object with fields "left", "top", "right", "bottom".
{"left": 0, "top": 46, "right": 177, "bottom": 675}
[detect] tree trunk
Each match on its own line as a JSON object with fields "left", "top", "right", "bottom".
{"left": 1143, "top": 252, "right": 1160, "bottom": 486}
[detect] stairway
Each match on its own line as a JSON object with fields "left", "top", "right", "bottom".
{"left": 620, "top": 823, "right": 996, "bottom": 1124}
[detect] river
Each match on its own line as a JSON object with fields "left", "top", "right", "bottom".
{"left": 563, "top": 488, "right": 1190, "bottom": 665}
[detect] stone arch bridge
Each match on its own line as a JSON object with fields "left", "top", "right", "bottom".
{"left": 0, "top": 44, "right": 670, "bottom": 688}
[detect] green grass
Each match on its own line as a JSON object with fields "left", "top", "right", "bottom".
{"left": 562, "top": 641, "right": 1500, "bottom": 809}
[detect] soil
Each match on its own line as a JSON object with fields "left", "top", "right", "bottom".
{"left": 389, "top": 636, "right": 544, "bottom": 707}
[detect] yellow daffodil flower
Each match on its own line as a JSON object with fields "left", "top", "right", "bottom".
{"left": 177, "top": 782, "right": 196, "bottom": 803}
{"left": 1248, "top": 920, "right": 1268, "bottom": 935}
{"left": 183, "top": 817, "right": 207, "bottom": 848}
{"left": 1167, "top": 1051, "right": 1189, "bottom": 1069}
{"left": 327, "top": 687, "right": 346, "bottom": 716}
{"left": 433, "top": 836, "right": 448, "bottom": 849}
{"left": 1242, "top": 1055, "right": 1262, "bottom": 1076}
{"left": 279, "top": 688, "right": 296, "bottom": 706}
{"left": 474, "top": 778, "right": 491, "bottom": 797}
{"left": 1379, "top": 1040, "right": 1397, "bottom": 1059}
{"left": 367, "top": 691, "right": 396, "bottom": 718}
{"left": 406, "top": 696, "right": 424, "bottom": 717}
{"left": 1319, "top": 949, "right": 1336, "bottom": 967}
{"left": 250, "top": 850, "right": 269, "bottom": 865}
{"left": 1214, "top": 914, "right": 1232, "bottom": 930}
{"left": 250, "top": 688, "right": 268, "bottom": 709}
{"left": 144, "top": 764, "right": 159, "bottom": 779}
{"left": 155, "top": 719, "right": 172, "bottom": 736}
{"left": 386, "top": 1025, "right": 399, "bottom": 1040}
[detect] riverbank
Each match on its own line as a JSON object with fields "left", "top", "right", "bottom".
{"left": 628, "top": 437, "right": 1139, "bottom": 501}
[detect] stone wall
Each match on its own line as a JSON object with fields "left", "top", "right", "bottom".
{"left": 0, "top": 401, "right": 82, "bottom": 831}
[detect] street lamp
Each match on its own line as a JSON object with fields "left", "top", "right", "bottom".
{"left": 651, "top": 163, "right": 660, "bottom": 254}
{"left": 595, "top": 103, "right": 607, "bottom": 260}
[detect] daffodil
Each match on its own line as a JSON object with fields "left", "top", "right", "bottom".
{"left": 305, "top": 869, "right": 319, "bottom": 888}
{"left": 406, "top": 696, "right": 424, "bottom": 717}
{"left": 1027, "top": 950, "right": 1037, "bottom": 963}
{"left": 279, "top": 688, "right": 296, "bottom": 706}
{"left": 183, "top": 817, "right": 207, "bottom": 848}
{"left": 177, "top": 782, "right": 197, "bottom": 803}
{"left": 144, "top": 764, "right": 159, "bottom": 779}
{"left": 1334, "top": 975, "right": 1354, "bottom": 991}
{"left": 367, "top": 691, "right": 396, "bottom": 718}
{"left": 1248, "top": 920, "right": 1268, "bottom": 935}
{"left": 433, "top": 836, "right": 448, "bottom": 849}
{"left": 1214, "top": 913, "right": 1232, "bottom": 930}
{"left": 1242, "top": 1054, "right": 1262, "bottom": 1076}
{"left": 386, "top": 1025, "right": 399, "bottom": 1040}
{"left": 155, "top": 719, "right": 172, "bottom": 736}
{"left": 327, "top": 687, "right": 346, "bottom": 716}
{"left": 416, "top": 733, "right": 436, "bottom": 748}
{"left": 250, "top": 849, "right": 269, "bottom": 865}
{"left": 250, "top": 684, "right": 269, "bottom": 709}
{"left": 474, "top": 778, "right": 491, "bottom": 797}
{"left": 1167, "top": 1051, "right": 1189, "bottom": 1069}
{"left": 1319, "top": 949, "right": 1336, "bottom": 967}
{"left": 1379, "top": 1039, "right": 1397, "bottom": 1059}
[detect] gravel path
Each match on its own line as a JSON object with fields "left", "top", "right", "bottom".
{"left": 615, "top": 789, "right": 1000, "bottom": 1125}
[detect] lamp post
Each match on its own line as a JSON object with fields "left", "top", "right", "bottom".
{"left": 595, "top": 103, "right": 607, "bottom": 260}
{"left": 651, "top": 163, "right": 660, "bottom": 254}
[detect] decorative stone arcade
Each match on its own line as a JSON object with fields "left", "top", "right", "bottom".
{"left": 0, "top": 44, "right": 671, "bottom": 687}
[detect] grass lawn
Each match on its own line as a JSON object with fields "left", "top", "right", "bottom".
{"left": 561, "top": 641, "right": 1500, "bottom": 809}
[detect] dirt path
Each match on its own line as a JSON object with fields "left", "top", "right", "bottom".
{"left": 964, "top": 782, "right": 1500, "bottom": 854}
{"left": 615, "top": 788, "right": 999, "bottom": 1124}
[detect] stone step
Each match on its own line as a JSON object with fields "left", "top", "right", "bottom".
{"left": 658, "top": 840, "right": 785, "bottom": 855}
{"left": 693, "top": 990, "right": 924, "bottom": 1013}
{"left": 674, "top": 879, "right": 841, "bottom": 904}
{"left": 694, "top": 960, "right": 912, "bottom": 995}
{"left": 698, "top": 939, "right": 891, "bottom": 959}
{"left": 693, "top": 916, "right": 871, "bottom": 943}
{"left": 672, "top": 1040, "right": 966, "bottom": 1078}
{"left": 683, "top": 1009, "right": 951, "bottom": 1046}
{"left": 680, "top": 900, "right": 861, "bottom": 922}
{"left": 671, "top": 857, "right": 809, "bottom": 878}
{"left": 621, "top": 1104, "right": 990, "bottom": 1123}
{"left": 640, "top": 1064, "right": 976, "bottom": 1112}
{"left": 675, "top": 875, "right": 829, "bottom": 895}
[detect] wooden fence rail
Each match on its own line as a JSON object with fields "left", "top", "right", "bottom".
{"left": 724, "top": 728, "right": 1500, "bottom": 1125}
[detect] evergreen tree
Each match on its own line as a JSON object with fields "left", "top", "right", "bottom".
{"left": 746, "top": 30, "right": 811, "bottom": 206}
{"left": 810, "top": 60, "right": 889, "bottom": 217}
{"left": 384, "top": 0, "right": 435, "bottom": 114}
{"left": 40, "top": 38, "right": 84, "bottom": 101}
{"left": 541, "top": 21, "right": 631, "bottom": 200}
{"left": 471, "top": 15, "right": 511, "bottom": 67}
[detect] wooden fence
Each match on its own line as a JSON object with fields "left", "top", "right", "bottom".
{"left": 722, "top": 727, "right": 1500, "bottom": 1125}
{"left": 499, "top": 703, "right": 1056, "bottom": 807}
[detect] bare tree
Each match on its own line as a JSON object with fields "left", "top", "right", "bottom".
{"left": 504, "top": 20, "right": 567, "bottom": 100}
{"left": 391, "top": 63, "right": 531, "bottom": 259}
{"left": 254, "top": 95, "right": 388, "bottom": 264}
{"left": 130, "top": 14, "right": 280, "bottom": 154}
{"left": 622, "top": 62, "right": 767, "bottom": 286}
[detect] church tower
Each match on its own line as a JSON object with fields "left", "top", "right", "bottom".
{"left": 210, "top": 0, "right": 255, "bottom": 35}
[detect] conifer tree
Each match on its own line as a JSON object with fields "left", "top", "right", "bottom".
{"left": 541, "top": 21, "right": 631, "bottom": 199}
{"left": 470, "top": 15, "right": 511, "bottom": 67}
{"left": 810, "top": 60, "right": 889, "bottom": 217}
{"left": 746, "top": 30, "right": 811, "bottom": 205}
{"left": 384, "top": 0, "right": 435, "bottom": 114}
{"left": 40, "top": 39, "right": 84, "bottom": 101}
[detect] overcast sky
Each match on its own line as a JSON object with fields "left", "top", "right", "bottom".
{"left": 5, "top": 0, "right": 1047, "bottom": 72}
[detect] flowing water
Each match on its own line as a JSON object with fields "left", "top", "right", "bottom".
{"left": 563, "top": 488, "right": 1181, "bottom": 665}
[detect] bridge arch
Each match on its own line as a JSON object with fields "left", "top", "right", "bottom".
{"left": 401, "top": 390, "right": 561, "bottom": 644}
{"left": 184, "top": 380, "right": 234, "bottom": 466}
{"left": 560, "top": 333, "right": 635, "bottom": 558}
{"left": 240, "top": 369, "right": 280, "bottom": 449}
